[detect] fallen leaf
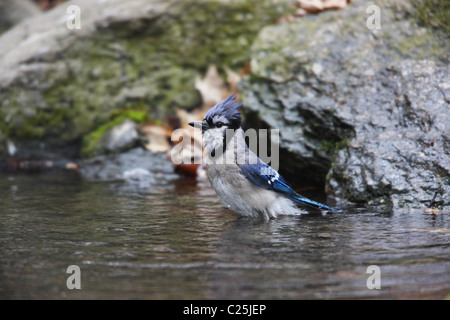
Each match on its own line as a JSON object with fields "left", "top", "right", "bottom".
{"left": 296, "top": 0, "right": 323, "bottom": 13}
{"left": 195, "top": 65, "right": 226, "bottom": 108}
{"left": 141, "top": 124, "right": 171, "bottom": 153}
{"left": 295, "top": 0, "right": 352, "bottom": 15}
{"left": 323, "top": 0, "right": 348, "bottom": 11}
{"left": 424, "top": 208, "right": 445, "bottom": 215}
{"left": 175, "top": 107, "right": 202, "bottom": 129}
{"left": 410, "top": 228, "right": 450, "bottom": 234}
{"left": 224, "top": 66, "right": 241, "bottom": 96}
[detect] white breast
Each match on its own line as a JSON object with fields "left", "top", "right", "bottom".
{"left": 205, "top": 129, "right": 304, "bottom": 219}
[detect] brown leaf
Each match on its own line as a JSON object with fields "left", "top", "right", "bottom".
{"left": 141, "top": 124, "right": 171, "bottom": 153}
{"left": 195, "top": 65, "right": 226, "bottom": 108}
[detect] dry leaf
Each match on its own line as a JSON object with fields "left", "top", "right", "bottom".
{"left": 224, "top": 66, "right": 241, "bottom": 96}
{"left": 175, "top": 107, "right": 202, "bottom": 129}
{"left": 195, "top": 65, "right": 226, "bottom": 108}
{"left": 424, "top": 208, "right": 445, "bottom": 215}
{"left": 296, "top": 0, "right": 324, "bottom": 13}
{"left": 296, "top": 0, "right": 351, "bottom": 14}
{"left": 323, "top": 0, "right": 348, "bottom": 10}
{"left": 141, "top": 124, "right": 171, "bottom": 153}
{"left": 410, "top": 228, "right": 450, "bottom": 234}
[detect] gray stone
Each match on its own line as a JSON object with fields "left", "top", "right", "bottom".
{"left": 240, "top": 0, "right": 450, "bottom": 211}
{"left": 94, "top": 119, "right": 140, "bottom": 156}
{"left": 79, "top": 147, "right": 178, "bottom": 185}
{"left": 0, "top": 0, "right": 41, "bottom": 32}
{"left": 0, "top": 0, "right": 290, "bottom": 159}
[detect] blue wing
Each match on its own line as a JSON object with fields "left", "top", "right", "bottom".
{"left": 238, "top": 160, "right": 337, "bottom": 212}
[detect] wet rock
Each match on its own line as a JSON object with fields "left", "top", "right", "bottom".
{"left": 122, "top": 168, "right": 154, "bottom": 189}
{"left": 88, "top": 119, "right": 141, "bottom": 157}
{"left": 0, "top": 0, "right": 41, "bottom": 32}
{"left": 326, "top": 59, "right": 449, "bottom": 210}
{"left": 240, "top": 0, "right": 450, "bottom": 210}
{"left": 79, "top": 147, "right": 178, "bottom": 186}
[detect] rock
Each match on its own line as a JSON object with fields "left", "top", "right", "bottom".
{"left": 90, "top": 119, "right": 141, "bottom": 156}
{"left": 326, "top": 59, "right": 449, "bottom": 210}
{"left": 0, "top": 0, "right": 291, "bottom": 159}
{"left": 140, "top": 124, "right": 171, "bottom": 153}
{"left": 122, "top": 168, "right": 154, "bottom": 189}
{"left": 0, "top": 0, "right": 42, "bottom": 32}
{"left": 79, "top": 147, "right": 178, "bottom": 185}
{"left": 240, "top": 0, "right": 450, "bottom": 210}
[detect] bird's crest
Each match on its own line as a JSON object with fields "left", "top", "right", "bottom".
{"left": 204, "top": 94, "right": 242, "bottom": 127}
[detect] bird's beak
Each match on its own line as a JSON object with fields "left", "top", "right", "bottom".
{"left": 189, "top": 121, "right": 207, "bottom": 131}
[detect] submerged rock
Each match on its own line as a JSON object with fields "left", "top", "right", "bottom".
{"left": 240, "top": 0, "right": 449, "bottom": 210}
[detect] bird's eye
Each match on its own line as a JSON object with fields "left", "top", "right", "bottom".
{"left": 216, "top": 122, "right": 224, "bottom": 128}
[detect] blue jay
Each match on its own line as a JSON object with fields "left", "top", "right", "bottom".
{"left": 189, "top": 95, "right": 337, "bottom": 220}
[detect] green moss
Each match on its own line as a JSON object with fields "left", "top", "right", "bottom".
{"left": 1, "top": 87, "right": 74, "bottom": 141}
{"left": 81, "top": 109, "right": 149, "bottom": 158}
{"left": 1, "top": 0, "right": 292, "bottom": 156}
{"left": 109, "top": 108, "right": 149, "bottom": 123}
{"left": 321, "top": 138, "right": 351, "bottom": 156}
{"left": 393, "top": 30, "right": 447, "bottom": 60}
{"left": 412, "top": 0, "right": 450, "bottom": 37}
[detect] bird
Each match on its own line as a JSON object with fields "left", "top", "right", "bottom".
{"left": 189, "top": 94, "right": 338, "bottom": 220}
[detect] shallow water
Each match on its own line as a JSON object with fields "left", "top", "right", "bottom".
{"left": 0, "top": 169, "right": 449, "bottom": 299}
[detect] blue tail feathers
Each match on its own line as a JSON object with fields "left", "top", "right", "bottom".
{"left": 290, "top": 194, "right": 340, "bottom": 212}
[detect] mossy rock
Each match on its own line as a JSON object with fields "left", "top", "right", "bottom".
{"left": 240, "top": 0, "right": 450, "bottom": 209}
{"left": 81, "top": 109, "right": 149, "bottom": 158}
{"left": 0, "top": 0, "right": 291, "bottom": 158}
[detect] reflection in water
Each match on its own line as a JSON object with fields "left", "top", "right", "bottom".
{"left": 0, "top": 172, "right": 449, "bottom": 299}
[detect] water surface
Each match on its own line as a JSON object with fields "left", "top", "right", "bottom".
{"left": 0, "top": 170, "right": 449, "bottom": 299}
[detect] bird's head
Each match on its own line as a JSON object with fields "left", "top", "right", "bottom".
{"left": 189, "top": 95, "right": 242, "bottom": 153}
{"left": 189, "top": 94, "right": 242, "bottom": 133}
